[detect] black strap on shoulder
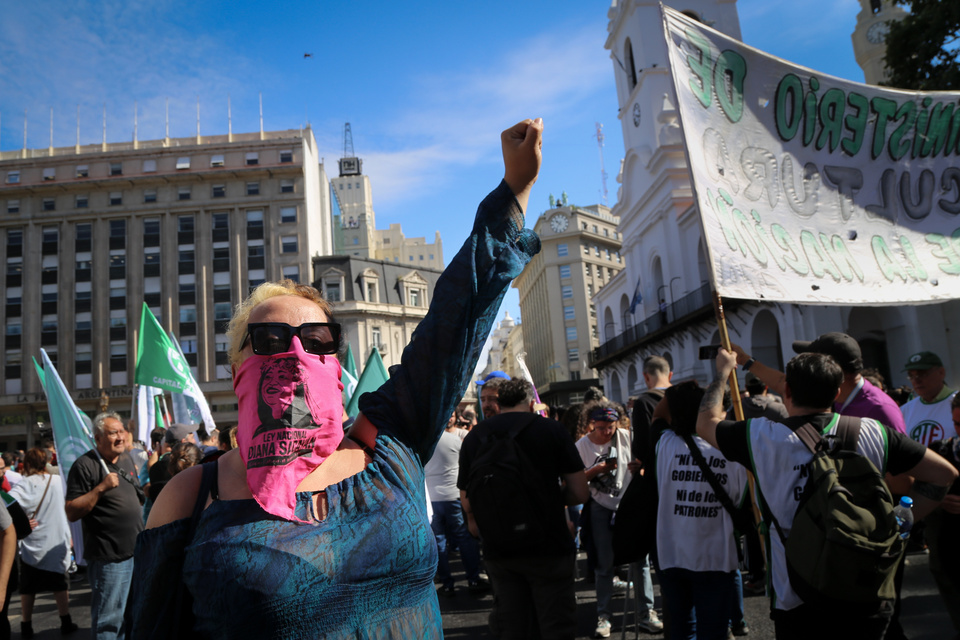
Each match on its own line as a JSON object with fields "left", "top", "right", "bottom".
{"left": 484, "top": 413, "right": 538, "bottom": 443}
{"left": 191, "top": 460, "right": 218, "bottom": 524}
{"left": 680, "top": 432, "right": 750, "bottom": 546}
{"left": 793, "top": 414, "right": 861, "bottom": 454}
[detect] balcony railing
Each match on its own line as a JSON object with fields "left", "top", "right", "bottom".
{"left": 590, "top": 283, "right": 716, "bottom": 369}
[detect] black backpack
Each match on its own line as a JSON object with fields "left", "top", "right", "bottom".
{"left": 465, "top": 414, "right": 552, "bottom": 555}
{"left": 766, "top": 416, "right": 904, "bottom": 614}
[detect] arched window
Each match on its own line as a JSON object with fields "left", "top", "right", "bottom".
{"left": 610, "top": 371, "right": 623, "bottom": 404}
{"left": 604, "top": 306, "right": 616, "bottom": 341}
{"left": 620, "top": 294, "right": 632, "bottom": 331}
{"left": 624, "top": 38, "right": 638, "bottom": 90}
{"left": 751, "top": 310, "right": 784, "bottom": 373}
{"left": 627, "top": 364, "right": 639, "bottom": 396}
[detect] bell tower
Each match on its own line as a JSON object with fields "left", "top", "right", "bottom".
{"left": 851, "top": 0, "right": 907, "bottom": 85}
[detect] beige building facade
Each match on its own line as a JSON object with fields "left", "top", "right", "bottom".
{"left": 0, "top": 128, "right": 331, "bottom": 449}
{"left": 513, "top": 204, "right": 622, "bottom": 406}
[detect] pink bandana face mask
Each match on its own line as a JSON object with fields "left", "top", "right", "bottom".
{"left": 233, "top": 336, "right": 344, "bottom": 522}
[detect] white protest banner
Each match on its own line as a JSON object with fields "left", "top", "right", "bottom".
{"left": 662, "top": 6, "right": 960, "bottom": 305}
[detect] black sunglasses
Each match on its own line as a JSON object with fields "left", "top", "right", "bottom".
{"left": 241, "top": 322, "right": 341, "bottom": 356}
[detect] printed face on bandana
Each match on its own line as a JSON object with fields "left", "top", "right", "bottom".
{"left": 234, "top": 295, "right": 345, "bottom": 522}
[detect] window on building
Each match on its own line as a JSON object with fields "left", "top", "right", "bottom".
{"left": 76, "top": 165, "right": 89, "bottom": 178}
{"left": 280, "top": 206, "right": 297, "bottom": 223}
{"left": 43, "top": 168, "right": 56, "bottom": 181}
{"left": 568, "top": 347, "right": 579, "bottom": 362}
{"left": 246, "top": 182, "right": 260, "bottom": 196}
{"left": 214, "top": 302, "right": 232, "bottom": 321}
{"left": 566, "top": 326, "right": 577, "bottom": 341}
{"left": 372, "top": 327, "right": 383, "bottom": 348}
{"left": 212, "top": 184, "right": 225, "bottom": 198}
{"left": 76, "top": 223, "right": 91, "bottom": 252}
{"left": 144, "top": 218, "right": 160, "bottom": 247}
{"left": 176, "top": 157, "right": 191, "bottom": 170}
{"left": 281, "top": 235, "right": 298, "bottom": 253}
{"left": 144, "top": 252, "right": 160, "bottom": 276}
{"left": 179, "top": 250, "right": 195, "bottom": 274}
{"left": 110, "top": 344, "right": 127, "bottom": 371}
{"left": 604, "top": 228, "right": 609, "bottom": 237}
{"left": 110, "top": 162, "right": 122, "bottom": 176}
{"left": 281, "top": 265, "right": 300, "bottom": 283}
{"left": 245, "top": 152, "right": 259, "bottom": 166}
{"left": 280, "top": 179, "right": 294, "bottom": 193}
{"left": 110, "top": 191, "right": 122, "bottom": 206}
{"left": 561, "top": 285, "right": 573, "bottom": 299}
{"left": 564, "top": 306, "right": 575, "bottom": 320}
{"left": 6, "top": 200, "right": 19, "bottom": 214}
{"left": 142, "top": 159, "right": 156, "bottom": 173}
{"left": 42, "top": 198, "right": 55, "bottom": 211}
{"left": 587, "top": 284, "right": 594, "bottom": 297}
{"left": 583, "top": 245, "right": 590, "bottom": 255}
{"left": 592, "top": 225, "right": 598, "bottom": 233}
{"left": 178, "top": 186, "right": 191, "bottom": 200}
{"left": 366, "top": 281, "right": 377, "bottom": 303}
{"left": 279, "top": 150, "right": 293, "bottom": 163}
{"left": 325, "top": 280, "right": 341, "bottom": 302}
{"left": 595, "top": 246, "right": 601, "bottom": 257}
{"left": 180, "top": 307, "right": 197, "bottom": 322}
{"left": 559, "top": 265, "right": 571, "bottom": 279}
{"left": 210, "top": 154, "right": 224, "bottom": 168}
{"left": 76, "top": 195, "right": 88, "bottom": 209}
{"left": 6, "top": 171, "right": 20, "bottom": 184}
{"left": 557, "top": 243, "right": 568, "bottom": 257}
{"left": 144, "top": 189, "right": 157, "bottom": 203}
{"left": 178, "top": 216, "right": 194, "bottom": 234}
{"left": 616, "top": 251, "right": 622, "bottom": 264}
{"left": 409, "top": 289, "right": 420, "bottom": 307}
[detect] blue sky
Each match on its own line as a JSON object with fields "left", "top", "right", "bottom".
{"left": 0, "top": 0, "right": 867, "bottom": 343}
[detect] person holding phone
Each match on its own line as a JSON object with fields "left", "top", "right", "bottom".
{"left": 577, "top": 400, "right": 663, "bottom": 637}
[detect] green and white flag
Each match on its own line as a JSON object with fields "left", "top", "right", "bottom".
{"left": 345, "top": 347, "right": 389, "bottom": 418}
{"left": 342, "top": 344, "right": 360, "bottom": 404}
{"left": 135, "top": 303, "right": 215, "bottom": 428}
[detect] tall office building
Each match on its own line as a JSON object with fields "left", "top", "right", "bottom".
{"left": 513, "top": 203, "right": 622, "bottom": 406}
{"left": 0, "top": 128, "right": 331, "bottom": 449}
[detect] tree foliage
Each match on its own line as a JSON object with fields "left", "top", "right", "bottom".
{"left": 883, "top": 0, "right": 960, "bottom": 90}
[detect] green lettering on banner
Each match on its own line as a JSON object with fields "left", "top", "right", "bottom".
{"left": 899, "top": 236, "right": 928, "bottom": 280}
{"left": 733, "top": 207, "right": 767, "bottom": 265}
{"left": 714, "top": 49, "right": 746, "bottom": 123}
{"left": 920, "top": 102, "right": 954, "bottom": 157}
{"left": 772, "top": 224, "right": 808, "bottom": 275}
{"left": 912, "top": 98, "right": 933, "bottom": 159}
{"left": 870, "top": 97, "right": 898, "bottom": 160}
{"left": 816, "top": 88, "right": 846, "bottom": 153}
{"left": 889, "top": 101, "right": 917, "bottom": 161}
{"left": 842, "top": 92, "right": 869, "bottom": 157}
{"left": 775, "top": 74, "right": 803, "bottom": 142}
{"left": 872, "top": 236, "right": 909, "bottom": 282}
{"left": 820, "top": 233, "right": 864, "bottom": 282}
{"left": 804, "top": 77, "right": 820, "bottom": 146}
{"left": 751, "top": 209, "right": 788, "bottom": 271}
{"left": 925, "top": 232, "right": 960, "bottom": 275}
{"left": 800, "top": 230, "right": 841, "bottom": 281}
{"left": 948, "top": 107, "right": 960, "bottom": 156}
{"left": 708, "top": 189, "right": 742, "bottom": 252}
{"left": 685, "top": 29, "right": 713, "bottom": 108}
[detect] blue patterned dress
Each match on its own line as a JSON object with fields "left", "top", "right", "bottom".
{"left": 131, "top": 181, "right": 540, "bottom": 639}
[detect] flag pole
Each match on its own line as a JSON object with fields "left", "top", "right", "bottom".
{"left": 712, "top": 291, "right": 765, "bottom": 563}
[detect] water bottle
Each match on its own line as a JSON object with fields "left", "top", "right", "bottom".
{"left": 893, "top": 496, "right": 914, "bottom": 540}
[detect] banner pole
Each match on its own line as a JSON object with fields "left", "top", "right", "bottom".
{"left": 712, "top": 290, "right": 766, "bottom": 569}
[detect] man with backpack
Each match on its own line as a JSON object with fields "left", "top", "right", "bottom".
{"left": 459, "top": 378, "right": 588, "bottom": 640}
{"left": 696, "top": 349, "right": 957, "bottom": 640}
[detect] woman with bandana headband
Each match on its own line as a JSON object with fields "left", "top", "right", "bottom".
{"left": 131, "top": 118, "right": 543, "bottom": 639}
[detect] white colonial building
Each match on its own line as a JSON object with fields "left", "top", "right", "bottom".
{"left": 591, "top": 0, "right": 960, "bottom": 402}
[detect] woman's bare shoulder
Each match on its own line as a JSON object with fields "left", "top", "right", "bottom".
{"left": 145, "top": 463, "right": 205, "bottom": 529}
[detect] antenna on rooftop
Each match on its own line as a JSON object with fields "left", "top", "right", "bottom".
{"left": 338, "top": 122, "right": 361, "bottom": 177}
{"left": 595, "top": 122, "right": 608, "bottom": 206}
{"left": 343, "top": 122, "right": 354, "bottom": 158}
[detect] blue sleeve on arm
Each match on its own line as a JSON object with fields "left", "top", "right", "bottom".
{"left": 359, "top": 181, "right": 540, "bottom": 463}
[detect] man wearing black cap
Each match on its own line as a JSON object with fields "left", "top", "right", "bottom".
{"left": 730, "top": 332, "right": 905, "bottom": 435}
{"left": 901, "top": 351, "right": 957, "bottom": 447}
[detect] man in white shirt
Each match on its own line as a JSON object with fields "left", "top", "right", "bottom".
{"left": 901, "top": 351, "right": 957, "bottom": 446}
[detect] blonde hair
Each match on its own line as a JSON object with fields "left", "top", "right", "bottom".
{"left": 226, "top": 279, "right": 334, "bottom": 368}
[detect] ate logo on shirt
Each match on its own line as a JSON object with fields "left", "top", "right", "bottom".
{"left": 910, "top": 420, "right": 945, "bottom": 446}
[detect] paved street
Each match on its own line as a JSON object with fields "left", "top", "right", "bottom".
{"left": 2, "top": 551, "right": 951, "bottom": 638}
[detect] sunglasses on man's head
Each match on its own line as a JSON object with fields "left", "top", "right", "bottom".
{"left": 241, "top": 322, "right": 341, "bottom": 356}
